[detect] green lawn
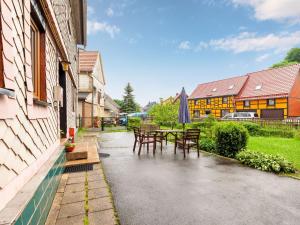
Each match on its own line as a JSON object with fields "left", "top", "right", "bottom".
{"left": 248, "top": 136, "right": 300, "bottom": 170}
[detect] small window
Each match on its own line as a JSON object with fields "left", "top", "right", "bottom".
{"left": 98, "top": 92, "right": 101, "bottom": 104}
{"left": 222, "top": 97, "right": 228, "bottom": 104}
{"left": 228, "top": 85, "right": 234, "bottom": 90}
{"left": 255, "top": 84, "right": 262, "bottom": 90}
{"left": 194, "top": 110, "right": 200, "bottom": 118}
{"left": 30, "top": 14, "right": 46, "bottom": 101}
{"left": 212, "top": 88, "right": 217, "bottom": 92}
{"left": 267, "top": 99, "right": 275, "bottom": 106}
{"left": 205, "top": 110, "right": 211, "bottom": 115}
{"left": 244, "top": 100, "right": 250, "bottom": 107}
{"left": 194, "top": 99, "right": 199, "bottom": 105}
{"left": 206, "top": 98, "right": 211, "bottom": 105}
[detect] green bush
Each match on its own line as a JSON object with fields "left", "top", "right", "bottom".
{"left": 215, "top": 122, "right": 249, "bottom": 158}
{"left": 241, "top": 122, "right": 261, "bottom": 136}
{"left": 127, "top": 117, "right": 141, "bottom": 130}
{"left": 258, "top": 128, "right": 295, "bottom": 138}
{"left": 199, "top": 138, "right": 216, "bottom": 153}
{"left": 236, "top": 151, "right": 295, "bottom": 173}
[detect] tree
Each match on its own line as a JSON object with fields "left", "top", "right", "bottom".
{"left": 148, "top": 102, "right": 179, "bottom": 128}
{"left": 114, "top": 99, "right": 124, "bottom": 109}
{"left": 122, "top": 83, "right": 139, "bottom": 113}
{"left": 271, "top": 48, "right": 300, "bottom": 68}
{"left": 285, "top": 48, "right": 300, "bottom": 63}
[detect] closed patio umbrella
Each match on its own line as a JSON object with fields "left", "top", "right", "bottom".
{"left": 178, "top": 87, "right": 191, "bottom": 130}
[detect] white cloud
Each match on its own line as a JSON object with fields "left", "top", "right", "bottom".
{"left": 195, "top": 41, "right": 208, "bottom": 52}
{"left": 231, "top": 0, "right": 300, "bottom": 24}
{"left": 178, "top": 41, "right": 191, "bottom": 50}
{"left": 209, "top": 31, "right": 300, "bottom": 53}
{"left": 255, "top": 53, "right": 270, "bottom": 62}
{"left": 87, "top": 20, "right": 120, "bottom": 38}
{"left": 106, "top": 8, "right": 114, "bottom": 17}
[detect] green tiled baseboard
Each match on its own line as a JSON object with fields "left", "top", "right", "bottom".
{"left": 14, "top": 151, "right": 66, "bottom": 225}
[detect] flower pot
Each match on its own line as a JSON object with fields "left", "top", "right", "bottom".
{"left": 65, "top": 146, "right": 75, "bottom": 152}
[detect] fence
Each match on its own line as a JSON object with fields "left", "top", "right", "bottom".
{"left": 217, "top": 118, "right": 300, "bottom": 130}
{"left": 77, "top": 116, "right": 119, "bottom": 129}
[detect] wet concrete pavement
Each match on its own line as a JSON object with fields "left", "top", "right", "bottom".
{"left": 99, "top": 132, "right": 300, "bottom": 225}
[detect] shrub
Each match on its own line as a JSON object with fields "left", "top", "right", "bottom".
{"left": 258, "top": 128, "right": 295, "bottom": 138}
{"left": 236, "top": 151, "right": 295, "bottom": 173}
{"left": 241, "top": 122, "right": 261, "bottom": 136}
{"left": 199, "top": 138, "right": 216, "bottom": 153}
{"left": 215, "top": 122, "right": 249, "bottom": 158}
{"left": 127, "top": 117, "right": 141, "bottom": 130}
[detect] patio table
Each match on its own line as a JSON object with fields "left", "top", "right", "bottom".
{"left": 154, "top": 129, "right": 184, "bottom": 145}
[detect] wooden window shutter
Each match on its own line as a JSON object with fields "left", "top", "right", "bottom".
{"left": 39, "top": 32, "right": 46, "bottom": 101}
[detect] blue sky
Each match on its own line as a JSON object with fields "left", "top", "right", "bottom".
{"left": 86, "top": 0, "right": 300, "bottom": 106}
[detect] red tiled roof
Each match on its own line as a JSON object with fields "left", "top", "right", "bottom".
{"left": 236, "top": 64, "right": 300, "bottom": 100}
{"left": 79, "top": 51, "right": 99, "bottom": 72}
{"left": 189, "top": 75, "right": 248, "bottom": 99}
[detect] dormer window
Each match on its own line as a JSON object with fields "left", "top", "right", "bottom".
{"left": 255, "top": 84, "right": 262, "bottom": 90}
{"left": 228, "top": 85, "right": 234, "bottom": 90}
{"left": 212, "top": 88, "right": 217, "bottom": 92}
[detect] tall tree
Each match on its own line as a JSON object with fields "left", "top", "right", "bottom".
{"left": 122, "top": 83, "right": 137, "bottom": 113}
{"left": 271, "top": 48, "right": 300, "bottom": 68}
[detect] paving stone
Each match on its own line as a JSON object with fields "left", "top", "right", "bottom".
{"left": 88, "top": 188, "right": 110, "bottom": 200}
{"left": 87, "top": 174, "right": 104, "bottom": 182}
{"left": 88, "top": 180, "right": 107, "bottom": 190}
{"left": 89, "top": 209, "right": 116, "bottom": 225}
{"left": 58, "top": 201, "right": 85, "bottom": 219}
{"left": 45, "top": 193, "right": 63, "bottom": 225}
{"left": 64, "top": 183, "right": 85, "bottom": 193}
{"left": 61, "top": 191, "right": 85, "bottom": 204}
{"left": 55, "top": 214, "right": 84, "bottom": 225}
{"left": 68, "top": 171, "right": 86, "bottom": 178}
{"left": 66, "top": 176, "right": 85, "bottom": 185}
{"left": 57, "top": 174, "right": 69, "bottom": 193}
{"left": 89, "top": 197, "right": 113, "bottom": 213}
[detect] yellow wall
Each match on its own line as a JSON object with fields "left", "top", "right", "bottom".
{"left": 235, "top": 98, "right": 288, "bottom": 118}
{"left": 188, "top": 96, "right": 235, "bottom": 118}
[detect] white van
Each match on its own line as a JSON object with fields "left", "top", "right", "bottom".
{"left": 222, "top": 112, "right": 258, "bottom": 120}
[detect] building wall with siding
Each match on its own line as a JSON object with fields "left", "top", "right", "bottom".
{"left": 0, "top": 0, "right": 79, "bottom": 210}
{"left": 188, "top": 96, "right": 235, "bottom": 118}
{"left": 235, "top": 98, "right": 288, "bottom": 118}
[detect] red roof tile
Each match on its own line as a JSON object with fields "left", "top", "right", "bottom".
{"left": 189, "top": 75, "right": 248, "bottom": 99}
{"left": 79, "top": 51, "right": 99, "bottom": 72}
{"left": 237, "top": 64, "right": 300, "bottom": 100}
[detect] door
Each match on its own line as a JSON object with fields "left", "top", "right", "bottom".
{"left": 59, "top": 63, "right": 67, "bottom": 137}
{"left": 261, "top": 109, "right": 284, "bottom": 120}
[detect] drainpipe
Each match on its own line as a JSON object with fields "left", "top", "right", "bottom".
{"left": 91, "top": 74, "right": 94, "bottom": 128}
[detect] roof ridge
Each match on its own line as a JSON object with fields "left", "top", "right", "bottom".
{"left": 246, "top": 63, "right": 300, "bottom": 75}
{"left": 195, "top": 74, "right": 247, "bottom": 87}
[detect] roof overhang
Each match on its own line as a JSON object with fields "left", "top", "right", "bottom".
{"left": 70, "top": 0, "right": 87, "bottom": 46}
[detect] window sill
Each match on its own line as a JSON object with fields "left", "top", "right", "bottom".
{"left": 33, "top": 98, "right": 51, "bottom": 107}
{"left": 0, "top": 88, "right": 15, "bottom": 98}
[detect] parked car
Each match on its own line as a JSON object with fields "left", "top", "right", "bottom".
{"left": 222, "top": 112, "right": 258, "bottom": 120}
{"left": 119, "top": 113, "right": 128, "bottom": 126}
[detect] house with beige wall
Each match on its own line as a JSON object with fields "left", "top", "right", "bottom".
{"left": 0, "top": 0, "right": 86, "bottom": 224}
{"left": 78, "top": 50, "right": 106, "bottom": 127}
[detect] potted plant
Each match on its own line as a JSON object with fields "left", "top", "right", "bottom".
{"left": 65, "top": 142, "right": 76, "bottom": 152}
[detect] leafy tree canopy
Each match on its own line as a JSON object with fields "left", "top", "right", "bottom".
{"left": 271, "top": 48, "right": 300, "bottom": 68}
{"left": 148, "top": 102, "right": 179, "bottom": 128}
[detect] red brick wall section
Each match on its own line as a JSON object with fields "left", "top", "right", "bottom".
{"left": 288, "top": 70, "right": 300, "bottom": 117}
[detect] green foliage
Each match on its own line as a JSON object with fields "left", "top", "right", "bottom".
{"left": 241, "top": 122, "right": 261, "bottom": 136}
{"left": 127, "top": 117, "right": 141, "bottom": 130}
{"left": 285, "top": 48, "right": 300, "bottom": 63}
{"left": 122, "top": 83, "right": 140, "bottom": 113}
{"left": 236, "top": 150, "right": 295, "bottom": 173}
{"left": 148, "top": 102, "right": 179, "bottom": 127}
{"left": 271, "top": 60, "right": 298, "bottom": 68}
{"left": 215, "top": 122, "right": 249, "bottom": 158}
{"left": 199, "top": 138, "right": 216, "bottom": 152}
{"left": 258, "top": 128, "right": 295, "bottom": 138}
{"left": 114, "top": 99, "right": 124, "bottom": 109}
{"left": 271, "top": 48, "right": 300, "bottom": 68}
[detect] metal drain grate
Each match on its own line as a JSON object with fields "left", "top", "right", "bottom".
{"left": 64, "top": 164, "right": 94, "bottom": 173}
{"left": 99, "top": 153, "right": 110, "bottom": 158}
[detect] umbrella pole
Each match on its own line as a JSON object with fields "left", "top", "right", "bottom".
{"left": 183, "top": 123, "right": 185, "bottom": 131}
